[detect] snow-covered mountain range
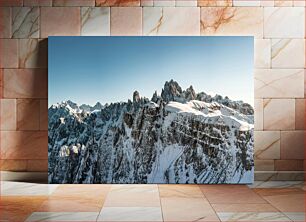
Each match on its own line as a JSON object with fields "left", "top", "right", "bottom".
{"left": 48, "top": 80, "right": 254, "bottom": 184}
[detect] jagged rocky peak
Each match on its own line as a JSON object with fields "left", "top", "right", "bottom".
{"left": 196, "top": 92, "right": 212, "bottom": 102}
{"left": 93, "top": 102, "right": 103, "bottom": 110}
{"left": 79, "top": 104, "right": 91, "bottom": 112}
{"left": 161, "top": 79, "right": 183, "bottom": 102}
{"left": 66, "top": 100, "right": 78, "bottom": 109}
{"left": 133, "top": 90, "right": 140, "bottom": 103}
{"left": 184, "top": 85, "right": 196, "bottom": 101}
{"left": 151, "top": 90, "right": 162, "bottom": 104}
{"left": 79, "top": 101, "right": 104, "bottom": 112}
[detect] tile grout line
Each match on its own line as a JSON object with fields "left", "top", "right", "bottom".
{"left": 197, "top": 185, "right": 223, "bottom": 222}
{"left": 157, "top": 184, "right": 165, "bottom": 222}
{"left": 252, "top": 189, "right": 295, "bottom": 221}
{"left": 95, "top": 184, "right": 112, "bottom": 221}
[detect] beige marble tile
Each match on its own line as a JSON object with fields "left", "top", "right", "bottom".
{"left": 260, "top": 0, "right": 274, "bottom": 6}
{"left": 103, "top": 185, "right": 160, "bottom": 207}
{"left": 143, "top": 7, "right": 200, "bottom": 36}
{"left": 53, "top": 0, "right": 95, "bottom": 6}
{"left": 3, "top": 69, "right": 47, "bottom": 99}
{"left": 154, "top": 0, "right": 175, "bottom": 6}
{"left": 1, "top": 196, "right": 47, "bottom": 221}
{"left": 274, "top": 160, "right": 304, "bottom": 171}
{"left": 23, "top": 0, "right": 52, "bottom": 6}
{"left": 52, "top": 184, "right": 111, "bottom": 199}
{"left": 257, "top": 188, "right": 305, "bottom": 212}
{"left": 293, "top": 0, "right": 305, "bottom": 6}
{"left": 176, "top": 0, "right": 197, "bottom": 6}
{"left": 198, "top": 0, "right": 232, "bottom": 6}
{"left": 0, "top": 99, "right": 16, "bottom": 131}
{"left": 110, "top": 7, "right": 142, "bottom": 36}
{"left": 254, "top": 160, "right": 274, "bottom": 171}
{"left": 38, "top": 185, "right": 110, "bottom": 211}
{"left": 159, "top": 184, "right": 204, "bottom": 198}
{"left": 98, "top": 207, "right": 163, "bottom": 221}
{"left": 263, "top": 99, "right": 295, "bottom": 130}
{"left": 12, "top": 7, "right": 39, "bottom": 38}
{"left": 0, "top": 39, "right": 18, "bottom": 68}
{"left": 200, "top": 185, "right": 266, "bottom": 204}
{"left": 264, "top": 7, "right": 305, "bottom": 38}
{"left": 233, "top": 0, "right": 260, "bottom": 6}
{"left": 254, "top": 99, "right": 263, "bottom": 130}
{"left": 17, "top": 99, "right": 40, "bottom": 130}
{"left": 217, "top": 212, "right": 291, "bottom": 221}
{"left": 255, "top": 69, "right": 304, "bottom": 98}
{"left": 271, "top": 39, "right": 305, "bottom": 68}
{"left": 0, "top": 131, "right": 47, "bottom": 159}
{"left": 38, "top": 196, "right": 104, "bottom": 212}
{"left": 81, "top": 7, "right": 110, "bottom": 36}
{"left": 141, "top": 0, "right": 153, "bottom": 6}
{"left": 40, "top": 99, "right": 48, "bottom": 130}
{"left": 26, "top": 212, "right": 99, "bottom": 222}
{"left": 295, "top": 99, "right": 305, "bottom": 130}
{"left": 280, "top": 130, "right": 304, "bottom": 160}
{"left": 19, "top": 39, "right": 48, "bottom": 68}
{"left": 161, "top": 197, "right": 219, "bottom": 221}
{"left": 254, "top": 131, "right": 280, "bottom": 160}
{"left": 41, "top": 7, "right": 80, "bottom": 38}
{"left": 1, "top": 181, "right": 58, "bottom": 196}
{"left": 212, "top": 203, "right": 278, "bottom": 212}
{"left": 200, "top": 7, "right": 263, "bottom": 37}
{"left": 0, "top": 7, "right": 11, "bottom": 38}
{"left": 274, "top": 0, "right": 293, "bottom": 6}
{"left": 254, "top": 39, "right": 271, "bottom": 68}
{"left": 96, "top": 0, "right": 140, "bottom": 6}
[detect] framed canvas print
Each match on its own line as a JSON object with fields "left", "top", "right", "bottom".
{"left": 48, "top": 36, "right": 254, "bottom": 184}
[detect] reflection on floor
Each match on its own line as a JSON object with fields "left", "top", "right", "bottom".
{"left": 0, "top": 181, "right": 305, "bottom": 221}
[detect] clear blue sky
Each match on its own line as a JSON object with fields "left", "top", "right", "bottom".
{"left": 49, "top": 36, "right": 253, "bottom": 106}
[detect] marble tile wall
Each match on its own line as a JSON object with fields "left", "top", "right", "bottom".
{"left": 0, "top": 0, "right": 304, "bottom": 181}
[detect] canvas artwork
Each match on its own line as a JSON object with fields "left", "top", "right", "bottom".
{"left": 48, "top": 36, "right": 254, "bottom": 184}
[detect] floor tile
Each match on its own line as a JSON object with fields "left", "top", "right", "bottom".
{"left": 25, "top": 212, "right": 99, "bottom": 221}
{"left": 212, "top": 203, "right": 278, "bottom": 212}
{"left": 217, "top": 212, "right": 291, "bottom": 221}
{"left": 1, "top": 181, "right": 58, "bottom": 196}
{"left": 97, "top": 207, "right": 163, "bottom": 221}
{"left": 159, "top": 184, "right": 204, "bottom": 198}
{"left": 52, "top": 184, "right": 111, "bottom": 199}
{"left": 254, "top": 188, "right": 304, "bottom": 196}
{"left": 254, "top": 188, "right": 305, "bottom": 212}
{"left": 161, "top": 197, "right": 219, "bottom": 221}
{"left": 199, "top": 185, "right": 266, "bottom": 204}
{"left": 0, "top": 196, "right": 47, "bottom": 221}
{"left": 38, "top": 196, "right": 104, "bottom": 212}
{"left": 103, "top": 184, "right": 160, "bottom": 207}
{"left": 39, "top": 184, "right": 111, "bottom": 212}
{"left": 283, "top": 212, "right": 305, "bottom": 221}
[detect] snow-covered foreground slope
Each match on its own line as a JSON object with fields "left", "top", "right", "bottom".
{"left": 48, "top": 80, "right": 254, "bottom": 184}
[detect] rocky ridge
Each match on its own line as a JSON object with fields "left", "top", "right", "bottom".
{"left": 48, "top": 80, "right": 254, "bottom": 184}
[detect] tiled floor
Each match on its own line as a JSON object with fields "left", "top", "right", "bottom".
{"left": 0, "top": 181, "right": 305, "bottom": 222}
